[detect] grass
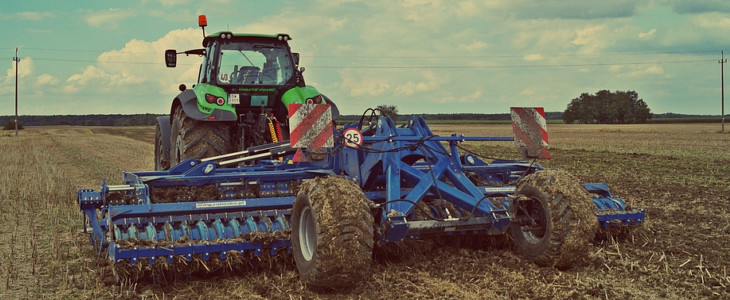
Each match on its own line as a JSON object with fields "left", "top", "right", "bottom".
{"left": 0, "top": 124, "right": 728, "bottom": 299}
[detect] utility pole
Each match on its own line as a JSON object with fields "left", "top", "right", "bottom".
{"left": 13, "top": 48, "right": 20, "bottom": 136}
{"left": 720, "top": 50, "right": 726, "bottom": 134}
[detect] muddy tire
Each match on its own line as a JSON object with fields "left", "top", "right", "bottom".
{"left": 170, "top": 106, "right": 231, "bottom": 165}
{"left": 154, "top": 123, "right": 169, "bottom": 170}
{"left": 291, "top": 177, "right": 374, "bottom": 288}
{"left": 510, "top": 170, "right": 596, "bottom": 269}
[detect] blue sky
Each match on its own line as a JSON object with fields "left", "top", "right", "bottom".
{"left": 1, "top": 0, "right": 729, "bottom": 116}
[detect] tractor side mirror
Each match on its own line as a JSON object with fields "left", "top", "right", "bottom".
{"left": 292, "top": 53, "right": 300, "bottom": 67}
{"left": 165, "top": 49, "right": 177, "bottom": 68}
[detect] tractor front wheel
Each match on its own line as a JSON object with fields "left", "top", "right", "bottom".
{"left": 154, "top": 122, "right": 169, "bottom": 170}
{"left": 510, "top": 170, "right": 596, "bottom": 269}
{"left": 170, "top": 106, "right": 231, "bottom": 165}
{"left": 291, "top": 176, "right": 374, "bottom": 288}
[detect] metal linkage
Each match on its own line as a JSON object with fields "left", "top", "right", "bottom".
{"left": 336, "top": 116, "right": 517, "bottom": 242}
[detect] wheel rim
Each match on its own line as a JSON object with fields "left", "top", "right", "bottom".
{"left": 298, "top": 206, "right": 316, "bottom": 261}
{"left": 520, "top": 199, "right": 547, "bottom": 244}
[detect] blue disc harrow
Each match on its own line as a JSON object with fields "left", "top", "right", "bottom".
{"left": 79, "top": 115, "right": 645, "bottom": 283}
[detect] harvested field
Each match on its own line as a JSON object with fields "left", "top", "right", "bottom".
{"left": 0, "top": 123, "right": 728, "bottom": 299}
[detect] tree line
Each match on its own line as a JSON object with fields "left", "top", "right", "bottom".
{"left": 0, "top": 114, "right": 162, "bottom": 127}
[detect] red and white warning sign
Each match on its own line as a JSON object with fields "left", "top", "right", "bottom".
{"left": 288, "top": 103, "right": 334, "bottom": 149}
{"left": 510, "top": 107, "right": 550, "bottom": 159}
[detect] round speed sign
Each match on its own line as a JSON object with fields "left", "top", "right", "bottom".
{"left": 343, "top": 128, "right": 363, "bottom": 148}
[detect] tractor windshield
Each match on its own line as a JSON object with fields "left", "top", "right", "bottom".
{"left": 215, "top": 41, "right": 294, "bottom": 86}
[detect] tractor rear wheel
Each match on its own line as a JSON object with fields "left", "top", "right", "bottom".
{"left": 510, "top": 170, "right": 596, "bottom": 269}
{"left": 291, "top": 176, "right": 374, "bottom": 288}
{"left": 170, "top": 106, "right": 231, "bottom": 165}
{"left": 154, "top": 123, "right": 169, "bottom": 170}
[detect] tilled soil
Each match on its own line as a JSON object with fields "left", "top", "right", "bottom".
{"left": 2, "top": 125, "right": 728, "bottom": 299}
{"left": 110, "top": 129, "right": 729, "bottom": 299}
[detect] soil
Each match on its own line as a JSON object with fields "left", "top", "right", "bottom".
{"left": 2, "top": 125, "right": 728, "bottom": 299}
{"left": 107, "top": 125, "right": 730, "bottom": 298}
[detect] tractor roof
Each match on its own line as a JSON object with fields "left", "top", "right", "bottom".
{"left": 202, "top": 32, "right": 292, "bottom": 47}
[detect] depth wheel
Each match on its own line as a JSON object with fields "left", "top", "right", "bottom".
{"left": 291, "top": 176, "right": 374, "bottom": 288}
{"left": 170, "top": 106, "right": 232, "bottom": 165}
{"left": 510, "top": 170, "right": 596, "bottom": 269}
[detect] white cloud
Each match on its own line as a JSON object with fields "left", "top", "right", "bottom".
{"left": 625, "top": 65, "right": 664, "bottom": 77}
{"left": 65, "top": 65, "right": 145, "bottom": 93}
{"left": 4, "top": 57, "right": 33, "bottom": 82}
{"left": 638, "top": 28, "right": 656, "bottom": 39}
{"left": 36, "top": 74, "right": 59, "bottom": 86}
{"left": 459, "top": 41, "right": 488, "bottom": 51}
{"left": 523, "top": 54, "right": 544, "bottom": 62}
{"left": 460, "top": 89, "right": 483, "bottom": 102}
{"left": 158, "top": 0, "right": 194, "bottom": 6}
{"left": 339, "top": 68, "right": 390, "bottom": 97}
{"left": 393, "top": 71, "right": 441, "bottom": 96}
{"left": 520, "top": 89, "right": 535, "bottom": 96}
{"left": 400, "top": 0, "right": 446, "bottom": 22}
{"left": 328, "top": 17, "right": 348, "bottom": 30}
{"left": 84, "top": 9, "right": 136, "bottom": 30}
{"left": 60, "top": 28, "right": 201, "bottom": 109}
{"left": 691, "top": 12, "right": 730, "bottom": 29}
{"left": 17, "top": 11, "right": 53, "bottom": 21}
{"left": 571, "top": 25, "right": 606, "bottom": 54}
{"left": 456, "top": 0, "right": 482, "bottom": 18}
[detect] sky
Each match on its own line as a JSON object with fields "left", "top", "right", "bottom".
{"left": 1, "top": 0, "right": 729, "bottom": 116}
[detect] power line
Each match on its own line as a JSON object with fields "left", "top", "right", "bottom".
{"left": 308, "top": 59, "right": 715, "bottom": 69}
{"left": 25, "top": 56, "right": 716, "bottom": 69}
{"left": 3, "top": 45, "right": 721, "bottom": 58}
{"left": 304, "top": 49, "right": 719, "bottom": 59}
{"left": 32, "top": 57, "right": 162, "bottom": 65}
{"left": 12, "top": 47, "right": 160, "bottom": 55}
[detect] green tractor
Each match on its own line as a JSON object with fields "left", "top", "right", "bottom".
{"left": 156, "top": 15, "right": 338, "bottom": 170}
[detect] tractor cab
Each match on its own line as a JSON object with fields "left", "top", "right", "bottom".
{"left": 165, "top": 32, "right": 307, "bottom": 112}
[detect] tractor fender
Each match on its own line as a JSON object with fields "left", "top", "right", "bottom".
{"left": 174, "top": 89, "right": 237, "bottom": 121}
{"left": 156, "top": 116, "right": 171, "bottom": 157}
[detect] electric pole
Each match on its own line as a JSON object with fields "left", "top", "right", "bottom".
{"left": 720, "top": 50, "right": 726, "bottom": 134}
{"left": 13, "top": 48, "right": 20, "bottom": 136}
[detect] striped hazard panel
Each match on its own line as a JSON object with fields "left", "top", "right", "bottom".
{"left": 288, "top": 103, "right": 334, "bottom": 148}
{"left": 510, "top": 107, "right": 550, "bottom": 159}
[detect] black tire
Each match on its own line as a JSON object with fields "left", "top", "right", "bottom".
{"left": 291, "top": 177, "right": 374, "bottom": 288}
{"left": 154, "top": 123, "right": 169, "bottom": 170}
{"left": 170, "top": 106, "right": 231, "bottom": 165}
{"left": 510, "top": 170, "right": 596, "bottom": 269}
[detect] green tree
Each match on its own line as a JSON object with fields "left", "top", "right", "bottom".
{"left": 376, "top": 104, "right": 399, "bottom": 121}
{"left": 563, "top": 90, "right": 651, "bottom": 124}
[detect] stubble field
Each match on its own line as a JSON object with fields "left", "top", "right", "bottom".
{"left": 0, "top": 123, "right": 728, "bottom": 299}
